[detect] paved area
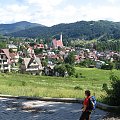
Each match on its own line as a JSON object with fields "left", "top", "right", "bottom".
{"left": 0, "top": 98, "right": 119, "bottom": 120}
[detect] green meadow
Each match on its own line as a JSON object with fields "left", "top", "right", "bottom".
{"left": 0, "top": 68, "right": 119, "bottom": 101}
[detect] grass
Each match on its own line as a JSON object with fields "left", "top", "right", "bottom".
{"left": 0, "top": 68, "right": 119, "bottom": 102}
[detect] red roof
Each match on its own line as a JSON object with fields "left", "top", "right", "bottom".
{"left": 10, "top": 52, "right": 18, "bottom": 59}
{"left": 1, "top": 49, "right": 10, "bottom": 63}
{"left": 52, "top": 39, "right": 63, "bottom": 48}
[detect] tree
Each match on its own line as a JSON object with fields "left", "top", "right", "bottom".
{"left": 104, "top": 73, "right": 120, "bottom": 106}
{"left": 54, "top": 64, "right": 75, "bottom": 77}
{"left": 18, "top": 57, "right": 23, "bottom": 64}
{"left": 54, "top": 64, "right": 67, "bottom": 77}
{"left": 0, "top": 42, "right": 6, "bottom": 49}
{"left": 101, "top": 62, "right": 113, "bottom": 70}
{"left": 34, "top": 48, "right": 43, "bottom": 55}
{"left": 41, "top": 59, "right": 48, "bottom": 67}
{"left": 65, "top": 64, "right": 75, "bottom": 76}
{"left": 9, "top": 48, "right": 14, "bottom": 53}
{"left": 64, "top": 52, "right": 75, "bottom": 65}
{"left": 79, "top": 59, "right": 95, "bottom": 68}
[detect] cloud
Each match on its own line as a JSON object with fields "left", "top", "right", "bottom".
{"left": 0, "top": 4, "right": 31, "bottom": 23}
{"left": 0, "top": 0, "right": 120, "bottom": 26}
{"left": 26, "top": 0, "right": 63, "bottom": 12}
{"left": 107, "top": 0, "right": 119, "bottom": 3}
{"left": 78, "top": 4, "right": 120, "bottom": 22}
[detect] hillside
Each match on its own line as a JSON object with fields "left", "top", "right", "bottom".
{"left": 0, "top": 21, "right": 44, "bottom": 34}
{"left": 2, "top": 20, "right": 120, "bottom": 40}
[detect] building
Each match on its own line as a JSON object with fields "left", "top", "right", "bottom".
{"left": 52, "top": 33, "right": 63, "bottom": 48}
{"left": 27, "top": 47, "right": 35, "bottom": 58}
{"left": 10, "top": 52, "right": 19, "bottom": 63}
{"left": 34, "top": 44, "right": 44, "bottom": 49}
{"left": 20, "top": 57, "right": 43, "bottom": 75}
{"left": 8, "top": 44, "right": 18, "bottom": 52}
{"left": 0, "top": 49, "right": 11, "bottom": 72}
{"left": 96, "top": 60, "right": 106, "bottom": 69}
{"left": 10, "top": 52, "right": 20, "bottom": 71}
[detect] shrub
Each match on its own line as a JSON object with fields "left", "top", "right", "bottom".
{"left": 64, "top": 52, "right": 75, "bottom": 65}
{"left": 101, "top": 63, "right": 113, "bottom": 70}
{"left": 103, "top": 73, "right": 120, "bottom": 106}
{"left": 75, "top": 73, "right": 79, "bottom": 78}
{"left": 21, "top": 81, "right": 26, "bottom": 86}
{"left": 65, "top": 64, "right": 75, "bottom": 76}
{"left": 54, "top": 64, "right": 67, "bottom": 77}
{"left": 102, "top": 83, "right": 108, "bottom": 91}
{"left": 74, "top": 86, "right": 83, "bottom": 90}
{"left": 79, "top": 59, "right": 95, "bottom": 68}
{"left": 54, "top": 64, "right": 75, "bottom": 77}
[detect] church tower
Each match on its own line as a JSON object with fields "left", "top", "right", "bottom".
{"left": 60, "top": 32, "right": 62, "bottom": 42}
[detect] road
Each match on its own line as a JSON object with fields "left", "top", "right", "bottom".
{"left": 0, "top": 98, "right": 119, "bottom": 120}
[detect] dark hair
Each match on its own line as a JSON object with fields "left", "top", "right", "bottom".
{"left": 85, "top": 90, "right": 91, "bottom": 96}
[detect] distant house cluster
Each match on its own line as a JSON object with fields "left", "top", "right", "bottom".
{"left": 0, "top": 33, "right": 120, "bottom": 75}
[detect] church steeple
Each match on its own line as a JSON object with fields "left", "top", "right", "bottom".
{"left": 60, "top": 32, "right": 62, "bottom": 42}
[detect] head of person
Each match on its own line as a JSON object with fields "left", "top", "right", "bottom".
{"left": 85, "top": 90, "right": 91, "bottom": 97}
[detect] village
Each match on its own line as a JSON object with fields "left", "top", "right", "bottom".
{"left": 0, "top": 33, "right": 120, "bottom": 76}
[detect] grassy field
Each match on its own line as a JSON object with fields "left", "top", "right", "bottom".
{"left": 0, "top": 68, "right": 119, "bottom": 101}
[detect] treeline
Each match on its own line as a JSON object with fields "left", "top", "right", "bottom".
{"left": 7, "top": 20, "right": 120, "bottom": 40}
{"left": 71, "top": 40, "right": 120, "bottom": 52}
{"left": 96, "top": 40, "right": 120, "bottom": 52}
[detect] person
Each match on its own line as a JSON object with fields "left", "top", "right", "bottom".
{"left": 79, "top": 90, "right": 92, "bottom": 120}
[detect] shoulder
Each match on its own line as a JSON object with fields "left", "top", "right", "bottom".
{"left": 84, "top": 97, "right": 89, "bottom": 105}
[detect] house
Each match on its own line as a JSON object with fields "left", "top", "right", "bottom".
{"left": 34, "top": 44, "right": 44, "bottom": 49}
{"left": 0, "top": 49, "right": 11, "bottom": 72}
{"left": 75, "top": 55, "right": 80, "bottom": 63}
{"left": 10, "top": 52, "right": 19, "bottom": 63}
{"left": 8, "top": 44, "right": 17, "bottom": 52}
{"left": 52, "top": 33, "right": 63, "bottom": 48}
{"left": 20, "top": 57, "right": 43, "bottom": 75}
{"left": 44, "top": 65, "right": 55, "bottom": 76}
{"left": 10, "top": 52, "right": 20, "bottom": 71}
{"left": 27, "top": 47, "right": 35, "bottom": 58}
{"left": 96, "top": 60, "right": 106, "bottom": 69}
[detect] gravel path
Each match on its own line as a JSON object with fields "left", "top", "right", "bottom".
{"left": 0, "top": 98, "right": 119, "bottom": 120}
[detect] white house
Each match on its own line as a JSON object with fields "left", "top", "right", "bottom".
{"left": 20, "top": 57, "right": 43, "bottom": 75}
{"left": 96, "top": 60, "right": 106, "bottom": 69}
{"left": 0, "top": 49, "right": 11, "bottom": 72}
{"left": 8, "top": 44, "right": 18, "bottom": 52}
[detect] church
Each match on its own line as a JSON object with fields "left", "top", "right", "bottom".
{"left": 52, "top": 33, "right": 63, "bottom": 48}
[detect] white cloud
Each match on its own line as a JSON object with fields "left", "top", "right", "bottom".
{"left": 107, "top": 0, "right": 118, "bottom": 3}
{"left": 26, "top": 0, "right": 63, "bottom": 12}
{"left": 78, "top": 5, "right": 120, "bottom": 22}
{"left": 1, "top": 0, "right": 120, "bottom": 26}
{"left": 0, "top": 4, "right": 31, "bottom": 23}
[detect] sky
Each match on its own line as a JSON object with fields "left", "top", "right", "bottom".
{"left": 0, "top": 0, "right": 120, "bottom": 26}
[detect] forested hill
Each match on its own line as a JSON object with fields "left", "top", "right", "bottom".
{"left": 5, "top": 20, "right": 120, "bottom": 40}
{"left": 0, "top": 21, "right": 44, "bottom": 35}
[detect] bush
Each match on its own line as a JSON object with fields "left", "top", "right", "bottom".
{"left": 101, "top": 63, "right": 113, "bottom": 70}
{"left": 65, "top": 64, "right": 75, "bottom": 76}
{"left": 21, "top": 81, "right": 26, "bottom": 86}
{"left": 64, "top": 52, "right": 75, "bottom": 65}
{"left": 54, "top": 64, "right": 67, "bottom": 77}
{"left": 102, "top": 83, "right": 108, "bottom": 91}
{"left": 103, "top": 73, "right": 120, "bottom": 106}
{"left": 54, "top": 64, "right": 75, "bottom": 77}
{"left": 74, "top": 86, "right": 83, "bottom": 90}
{"left": 75, "top": 73, "right": 79, "bottom": 78}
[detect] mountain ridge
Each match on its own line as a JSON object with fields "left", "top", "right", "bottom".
{"left": 0, "top": 21, "right": 45, "bottom": 35}
{"left": 1, "top": 20, "right": 120, "bottom": 40}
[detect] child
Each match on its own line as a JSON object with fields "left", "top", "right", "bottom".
{"left": 79, "top": 90, "right": 92, "bottom": 120}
